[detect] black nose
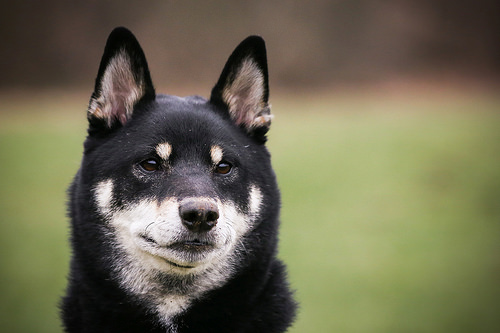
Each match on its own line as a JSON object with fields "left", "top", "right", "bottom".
{"left": 179, "top": 198, "right": 219, "bottom": 232}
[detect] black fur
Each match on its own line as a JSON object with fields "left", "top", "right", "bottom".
{"left": 62, "top": 27, "right": 296, "bottom": 332}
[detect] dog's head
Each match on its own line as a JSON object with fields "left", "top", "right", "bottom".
{"left": 76, "top": 28, "right": 279, "bottom": 295}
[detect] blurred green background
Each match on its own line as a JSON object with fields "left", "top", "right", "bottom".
{"left": 1, "top": 1, "right": 500, "bottom": 332}
{"left": 1, "top": 90, "right": 499, "bottom": 332}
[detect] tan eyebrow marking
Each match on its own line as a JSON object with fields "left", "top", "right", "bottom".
{"left": 156, "top": 142, "right": 172, "bottom": 160}
{"left": 210, "top": 145, "right": 224, "bottom": 165}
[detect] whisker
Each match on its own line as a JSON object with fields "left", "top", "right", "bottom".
{"left": 145, "top": 221, "right": 155, "bottom": 233}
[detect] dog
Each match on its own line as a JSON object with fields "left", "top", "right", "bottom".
{"left": 61, "top": 27, "right": 296, "bottom": 332}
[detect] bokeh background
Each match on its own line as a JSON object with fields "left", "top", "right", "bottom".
{"left": 1, "top": 1, "right": 499, "bottom": 332}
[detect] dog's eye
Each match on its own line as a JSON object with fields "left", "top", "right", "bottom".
{"left": 215, "top": 162, "right": 232, "bottom": 175}
{"left": 139, "top": 159, "right": 160, "bottom": 172}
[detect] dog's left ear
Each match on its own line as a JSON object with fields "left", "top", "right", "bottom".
{"left": 210, "top": 36, "right": 272, "bottom": 142}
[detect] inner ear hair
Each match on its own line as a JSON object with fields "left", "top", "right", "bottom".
{"left": 222, "top": 57, "right": 272, "bottom": 131}
{"left": 88, "top": 49, "right": 146, "bottom": 127}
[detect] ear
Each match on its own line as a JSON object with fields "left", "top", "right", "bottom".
{"left": 210, "top": 36, "right": 272, "bottom": 142}
{"left": 87, "top": 27, "right": 155, "bottom": 130}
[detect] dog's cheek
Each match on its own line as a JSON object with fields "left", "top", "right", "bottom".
{"left": 248, "top": 184, "right": 263, "bottom": 219}
{"left": 94, "top": 179, "right": 115, "bottom": 217}
{"left": 106, "top": 200, "right": 180, "bottom": 274}
{"left": 218, "top": 190, "right": 260, "bottom": 242}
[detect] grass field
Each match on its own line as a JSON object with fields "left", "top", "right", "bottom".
{"left": 1, "top": 89, "right": 499, "bottom": 332}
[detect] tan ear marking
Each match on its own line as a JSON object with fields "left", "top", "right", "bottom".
{"left": 221, "top": 58, "right": 271, "bottom": 130}
{"left": 88, "top": 50, "right": 146, "bottom": 126}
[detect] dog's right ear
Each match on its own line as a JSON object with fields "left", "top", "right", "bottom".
{"left": 87, "top": 27, "right": 155, "bottom": 132}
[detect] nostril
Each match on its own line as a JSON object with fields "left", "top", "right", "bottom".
{"left": 182, "top": 210, "right": 201, "bottom": 223}
{"left": 206, "top": 210, "right": 219, "bottom": 222}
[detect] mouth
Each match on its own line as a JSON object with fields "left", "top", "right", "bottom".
{"left": 139, "top": 235, "right": 216, "bottom": 268}
{"left": 163, "top": 259, "right": 196, "bottom": 269}
{"left": 141, "top": 235, "right": 214, "bottom": 250}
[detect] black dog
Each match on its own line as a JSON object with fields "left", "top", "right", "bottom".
{"left": 62, "top": 27, "right": 296, "bottom": 332}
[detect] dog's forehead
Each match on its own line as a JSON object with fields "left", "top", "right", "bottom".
{"left": 155, "top": 94, "right": 207, "bottom": 108}
{"left": 130, "top": 94, "right": 243, "bottom": 146}
{"left": 151, "top": 95, "right": 217, "bottom": 126}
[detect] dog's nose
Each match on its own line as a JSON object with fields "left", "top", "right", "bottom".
{"left": 179, "top": 198, "right": 219, "bottom": 232}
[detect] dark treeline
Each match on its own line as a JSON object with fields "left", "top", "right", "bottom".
{"left": 1, "top": 0, "right": 498, "bottom": 90}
